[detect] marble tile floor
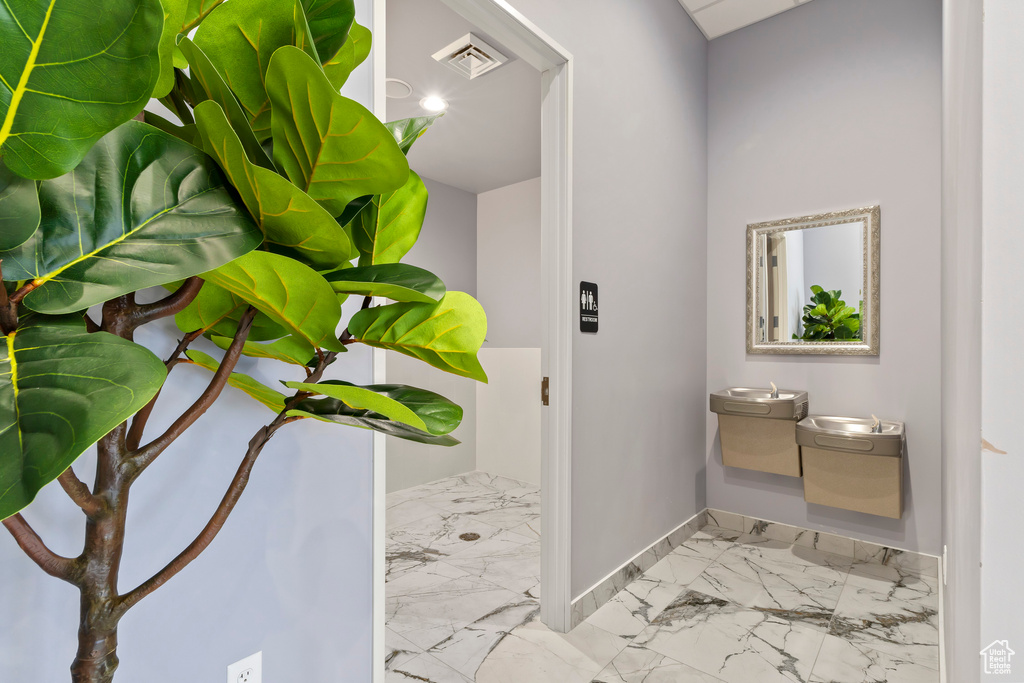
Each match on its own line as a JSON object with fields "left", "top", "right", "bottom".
{"left": 385, "top": 474, "right": 940, "bottom": 683}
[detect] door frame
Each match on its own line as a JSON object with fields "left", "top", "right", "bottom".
{"left": 369, "top": 1, "right": 574, "bottom": 678}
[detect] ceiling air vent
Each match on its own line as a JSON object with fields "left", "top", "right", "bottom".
{"left": 432, "top": 33, "right": 509, "bottom": 80}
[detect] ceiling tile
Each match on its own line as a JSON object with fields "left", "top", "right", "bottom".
{"left": 682, "top": 0, "right": 722, "bottom": 12}
{"left": 694, "top": 0, "right": 800, "bottom": 39}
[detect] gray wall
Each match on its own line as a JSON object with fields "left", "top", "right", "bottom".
{"left": 941, "top": 0, "right": 983, "bottom": 678}
{"left": 706, "top": 0, "right": 943, "bottom": 554}
{"left": 477, "top": 177, "right": 542, "bottom": 348}
{"left": 386, "top": 176, "right": 479, "bottom": 493}
{"left": 0, "top": 2, "right": 378, "bottom": 679}
{"left": 982, "top": 0, "right": 1024, "bottom": 678}
{"left": 508, "top": 0, "right": 709, "bottom": 598}
{"left": 404, "top": 177, "right": 478, "bottom": 297}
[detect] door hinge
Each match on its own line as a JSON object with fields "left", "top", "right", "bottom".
{"left": 541, "top": 376, "right": 550, "bottom": 406}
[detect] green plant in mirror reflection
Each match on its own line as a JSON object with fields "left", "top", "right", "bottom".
{"left": 794, "top": 285, "right": 862, "bottom": 341}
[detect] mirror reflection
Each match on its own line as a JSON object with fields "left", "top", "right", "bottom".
{"left": 757, "top": 221, "right": 864, "bottom": 343}
{"left": 747, "top": 206, "right": 880, "bottom": 356}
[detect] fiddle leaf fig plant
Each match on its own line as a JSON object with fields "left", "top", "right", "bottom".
{"left": 0, "top": 2, "right": 484, "bottom": 682}
{"left": 797, "top": 285, "right": 862, "bottom": 341}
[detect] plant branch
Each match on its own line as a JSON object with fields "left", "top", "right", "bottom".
{"left": 7, "top": 279, "right": 39, "bottom": 306}
{"left": 125, "top": 328, "right": 204, "bottom": 452}
{"left": 116, "top": 339, "right": 340, "bottom": 616}
{"left": 127, "top": 308, "right": 257, "bottom": 476}
{"left": 58, "top": 468, "right": 105, "bottom": 518}
{"left": 116, "top": 419, "right": 279, "bottom": 616}
{"left": 3, "top": 514, "right": 78, "bottom": 584}
{"left": 132, "top": 278, "right": 204, "bottom": 327}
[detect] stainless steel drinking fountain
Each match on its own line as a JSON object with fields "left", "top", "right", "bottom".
{"left": 796, "top": 415, "right": 906, "bottom": 519}
{"left": 710, "top": 386, "right": 809, "bottom": 477}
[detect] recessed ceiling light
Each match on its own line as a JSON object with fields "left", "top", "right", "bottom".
{"left": 385, "top": 78, "right": 413, "bottom": 99}
{"left": 419, "top": 96, "right": 449, "bottom": 113}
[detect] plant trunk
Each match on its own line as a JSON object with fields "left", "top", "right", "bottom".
{"left": 71, "top": 427, "right": 130, "bottom": 683}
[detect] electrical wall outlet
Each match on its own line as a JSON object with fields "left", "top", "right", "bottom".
{"left": 228, "top": 652, "right": 262, "bottom": 683}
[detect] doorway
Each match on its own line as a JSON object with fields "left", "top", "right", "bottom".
{"left": 370, "top": 1, "right": 573, "bottom": 680}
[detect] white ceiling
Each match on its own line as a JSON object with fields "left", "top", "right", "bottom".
{"left": 677, "top": 0, "right": 818, "bottom": 40}
{"left": 386, "top": 0, "right": 541, "bottom": 194}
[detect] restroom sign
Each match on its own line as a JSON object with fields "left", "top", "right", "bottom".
{"left": 580, "top": 282, "right": 598, "bottom": 333}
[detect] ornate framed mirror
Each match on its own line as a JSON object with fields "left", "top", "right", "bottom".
{"left": 747, "top": 206, "right": 880, "bottom": 356}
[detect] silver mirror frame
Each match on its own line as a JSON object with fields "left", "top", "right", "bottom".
{"left": 746, "top": 205, "right": 880, "bottom": 356}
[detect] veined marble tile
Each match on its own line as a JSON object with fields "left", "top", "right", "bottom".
{"left": 634, "top": 591, "right": 827, "bottom": 683}
{"left": 387, "top": 510, "right": 532, "bottom": 581}
{"left": 706, "top": 510, "right": 746, "bottom": 532}
{"left": 385, "top": 628, "right": 422, "bottom": 673}
{"left": 686, "top": 554, "right": 842, "bottom": 630}
{"left": 852, "top": 542, "right": 938, "bottom": 578}
{"left": 643, "top": 545, "right": 714, "bottom": 587}
{"left": 829, "top": 581, "right": 940, "bottom": 670}
{"left": 387, "top": 498, "right": 448, "bottom": 529}
{"left": 474, "top": 616, "right": 609, "bottom": 683}
{"left": 386, "top": 653, "right": 473, "bottom": 682}
{"left": 586, "top": 577, "right": 688, "bottom": 639}
{"left": 386, "top": 562, "right": 521, "bottom": 650}
{"left": 681, "top": 527, "right": 742, "bottom": 561}
{"left": 845, "top": 563, "right": 939, "bottom": 604}
{"left": 458, "top": 504, "right": 541, "bottom": 532}
{"left": 428, "top": 597, "right": 540, "bottom": 678}
{"left": 506, "top": 516, "right": 541, "bottom": 541}
{"left": 809, "top": 635, "right": 940, "bottom": 683}
{"left": 444, "top": 539, "right": 541, "bottom": 594}
{"left": 727, "top": 535, "right": 855, "bottom": 582}
{"left": 792, "top": 529, "right": 857, "bottom": 558}
{"left": 593, "top": 644, "right": 725, "bottom": 683}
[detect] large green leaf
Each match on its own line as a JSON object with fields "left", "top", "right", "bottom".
{"left": 143, "top": 110, "right": 201, "bottom": 147}
{"left": 0, "top": 316, "right": 166, "bottom": 520}
{"left": 174, "top": 282, "right": 288, "bottom": 342}
{"left": 324, "top": 264, "right": 445, "bottom": 303}
{"left": 286, "top": 380, "right": 462, "bottom": 435}
{"left": 353, "top": 171, "right": 428, "bottom": 266}
{"left": 323, "top": 21, "right": 371, "bottom": 90}
{"left": 193, "top": 0, "right": 318, "bottom": 141}
{"left": 202, "top": 251, "right": 344, "bottom": 352}
{"left": 0, "top": 161, "right": 39, "bottom": 250}
{"left": 181, "top": 0, "right": 226, "bottom": 33}
{"left": 288, "top": 396, "right": 461, "bottom": 446}
{"left": 153, "top": 0, "right": 189, "bottom": 98}
{"left": 194, "top": 101, "right": 356, "bottom": 269}
{"left": 0, "top": 0, "right": 163, "bottom": 180}
{"left": 185, "top": 349, "right": 287, "bottom": 412}
{"left": 177, "top": 37, "right": 274, "bottom": 171}
{"left": 267, "top": 46, "right": 409, "bottom": 216}
{"left": 210, "top": 334, "right": 318, "bottom": 366}
{"left": 301, "top": 0, "right": 355, "bottom": 64}
{"left": 0, "top": 122, "right": 262, "bottom": 314}
{"left": 387, "top": 115, "right": 443, "bottom": 155}
{"left": 348, "top": 292, "right": 488, "bottom": 382}
{"left": 331, "top": 114, "right": 440, "bottom": 228}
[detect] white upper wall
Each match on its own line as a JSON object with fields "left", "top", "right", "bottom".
{"left": 678, "top": 0, "right": 818, "bottom": 40}
{"left": 706, "top": 0, "right": 943, "bottom": 554}
{"left": 477, "top": 177, "right": 542, "bottom": 348}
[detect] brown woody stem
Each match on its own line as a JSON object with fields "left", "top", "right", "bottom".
{"left": 58, "top": 469, "right": 105, "bottom": 518}
{"left": 2, "top": 514, "right": 78, "bottom": 583}
{"left": 127, "top": 308, "right": 257, "bottom": 477}
{"left": 132, "top": 278, "right": 204, "bottom": 327}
